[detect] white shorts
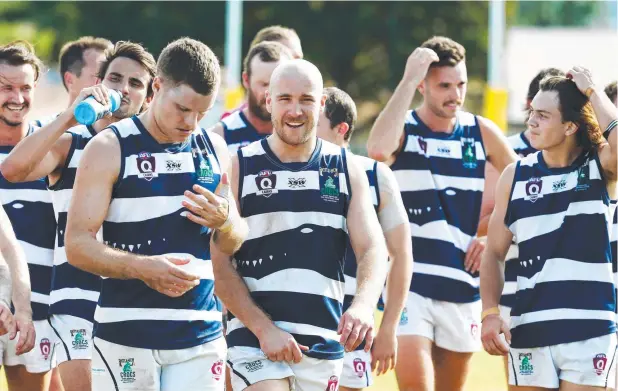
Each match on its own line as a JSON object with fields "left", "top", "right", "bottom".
{"left": 340, "top": 349, "right": 372, "bottom": 389}
{"left": 227, "top": 346, "right": 344, "bottom": 391}
{"left": 91, "top": 336, "right": 227, "bottom": 391}
{"left": 397, "top": 292, "right": 482, "bottom": 353}
{"left": 499, "top": 305, "right": 512, "bottom": 328}
{"left": 508, "top": 333, "right": 617, "bottom": 388}
{"left": 49, "top": 314, "right": 94, "bottom": 364}
{"left": 0, "top": 319, "right": 57, "bottom": 373}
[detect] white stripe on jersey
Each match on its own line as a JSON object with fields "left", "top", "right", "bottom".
{"left": 245, "top": 211, "right": 348, "bottom": 241}
{"left": 124, "top": 151, "right": 199, "bottom": 177}
{"left": 344, "top": 274, "right": 356, "bottom": 296}
{"left": 511, "top": 166, "right": 602, "bottom": 201}
{"left": 409, "top": 220, "right": 473, "bottom": 253}
{"left": 395, "top": 169, "right": 485, "bottom": 192}
{"left": 18, "top": 240, "right": 53, "bottom": 267}
{"left": 402, "top": 135, "right": 486, "bottom": 161}
{"left": 95, "top": 306, "right": 222, "bottom": 323}
{"left": 511, "top": 308, "right": 615, "bottom": 328}
{"left": 243, "top": 268, "right": 345, "bottom": 303}
{"left": 0, "top": 189, "right": 51, "bottom": 205}
{"left": 31, "top": 291, "right": 49, "bottom": 305}
{"left": 516, "top": 258, "right": 613, "bottom": 291}
{"left": 50, "top": 287, "right": 99, "bottom": 304}
{"left": 242, "top": 170, "right": 349, "bottom": 198}
{"left": 227, "top": 318, "right": 340, "bottom": 342}
{"left": 502, "top": 281, "right": 518, "bottom": 296}
{"left": 413, "top": 263, "right": 480, "bottom": 287}
{"left": 106, "top": 195, "right": 187, "bottom": 223}
{"left": 510, "top": 200, "right": 608, "bottom": 243}
{"left": 50, "top": 188, "right": 73, "bottom": 214}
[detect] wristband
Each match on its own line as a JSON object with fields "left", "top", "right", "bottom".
{"left": 585, "top": 86, "right": 595, "bottom": 98}
{"left": 216, "top": 205, "right": 234, "bottom": 234}
{"left": 481, "top": 307, "right": 500, "bottom": 322}
{"left": 604, "top": 120, "right": 617, "bottom": 139}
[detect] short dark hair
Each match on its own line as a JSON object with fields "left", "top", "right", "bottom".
{"left": 250, "top": 25, "right": 300, "bottom": 48}
{"left": 0, "top": 40, "right": 44, "bottom": 82}
{"left": 420, "top": 36, "right": 465, "bottom": 68}
{"left": 157, "top": 37, "right": 220, "bottom": 96}
{"left": 98, "top": 41, "right": 157, "bottom": 98}
{"left": 323, "top": 87, "right": 357, "bottom": 142}
{"left": 527, "top": 67, "right": 565, "bottom": 103}
{"left": 59, "top": 36, "right": 113, "bottom": 90}
{"left": 605, "top": 81, "right": 617, "bottom": 103}
{"left": 539, "top": 76, "right": 602, "bottom": 150}
{"left": 243, "top": 41, "right": 292, "bottom": 78}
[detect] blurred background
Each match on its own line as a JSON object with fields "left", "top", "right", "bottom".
{"left": 1, "top": 1, "right": 617, "bottom": 390}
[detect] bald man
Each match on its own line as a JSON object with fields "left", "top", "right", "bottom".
{"left": 211, "top": 60, "right": 389, "bottom": 391}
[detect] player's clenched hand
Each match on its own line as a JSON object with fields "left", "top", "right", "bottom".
{"left": 71, "top": 84, "right": 112, "bottom": 112}
{"left": 258, "top": 324, "right": 309, "bottom": 363}
{"left": 566, "top": 66, "right": 595, "bottom": 95}
{"left": 136, "top": 256, "right": 200, "bottom": 298}
{"left": 0, "top": 302, "right": 16, "bottom": 337}
{"left": 465, "top": 237, "right": 486, "bottom": 274}
{"left": 402, "top": 47, "right": 440, "bottom": 85}
{"left": 338, "top": 304, "right": 375, "bottom": 353}
{"left": 13, "top": 310, "right": 35, "bottom": 355}
{"left": 183, "top": 172, "right": 232, "bottom": 230}
{"left": 481, "top": 314, "right": 511, "bottom": 356}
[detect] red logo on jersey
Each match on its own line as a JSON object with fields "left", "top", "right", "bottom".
{"left": 40, "top": 338, "right": 51, "bottom": 360}
{"left": 353, "top": 358, "right": 366, "bottom": 378}
{"left": 593, "top": 354, "right": 607, "bottom": 375}
{"left": 471, "top": 322, "right": 479, "bottom": 338}
{"left": 211, "top": 360, "right": 223, "bottom": 381}
{"left": 136, "top": 152, "right": 157, "bottom": 181}
{"left": 326, "top": 375, "right": 339, "bottom": 391}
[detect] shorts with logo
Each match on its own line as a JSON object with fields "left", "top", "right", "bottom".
{"left": 396, "top": 292, "right": 481, "bottom": 353}
{"left": 227, "top": 346, "right": 344, "bottom": 391}
{"left": 340, "top": 349, "right": 373, "bottom": 389}
{"left": 49, "top": 314, "right": 93, "bottom": 364}
{"left": 92, "top": 336, "right": 227, "bottom": 391}
{"left": 508, "top": 333, "right": 617, "bottom": 388}
{"left": 0, "top": 319, "right": 57, "bottom": 373}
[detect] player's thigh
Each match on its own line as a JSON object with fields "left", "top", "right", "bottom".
{"left": 433, "top": 345, "right": 474, "bottom": 391}
{"left": 395, "top": 335, "right": 434, "bottom": 391}
{"left": 58, "top": 359, "right": 91, "bottom": 391}
{"left": 4, "top": 365, "right": 51, "bottom": 391}
{"left": 509, "top": 386, "right": 556, "bottom": 391}
{"left": 560, "top": 380, "right": 614, "bottom": 391}
{"left": 245, "top": 379, "right": 291, "bottom": 391}
{"left": 49, "top": 367, "right": 65, "bottom": 391}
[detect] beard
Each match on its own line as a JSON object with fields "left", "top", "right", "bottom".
{"left": 247, "top": 89, "right": 271, "bottom": 121}
{"left": 0, "top": 101, "right": 29, "bottom": 127}
{"left": 273, "top": 116, "right": 315, "bottom": 146}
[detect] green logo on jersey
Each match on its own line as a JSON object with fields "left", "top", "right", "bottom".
{"left": 70, "top": 329, "right": 88, "bottom": 349}
{"left": 519, "top": 353, "right": 534, "bottom": 375}
{"left": 119, "top": 358, "right": 136, "bottom": 384}
{"left": 461, "top": 138, "right": 477, "bottom": 169}
{"left": 197, "top": 158, "right": 214, "bottom": 184}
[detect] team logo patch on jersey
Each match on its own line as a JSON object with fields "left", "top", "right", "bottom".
{"left": 256, "top": 170, "right": 278, "bottom": 197}
{"left": 136, "top": 152, "right": 158, "bottom": 181}
{"left": 320, "top": 167, "right": 340, "bottom": 202}
{"left": 593, "top": 353, "right": 607, "bottom": 375}
{"left": 39, "top": 338, "right": 51, "bottom": 360}
{"left": 436, "top": 142, "right": 451, "bottom": 156}
{"left": 119, "top": 358, "right": 136, "bottom": 384}
{"left": 518, "top": 353, "right": 534, "bottom": 375}
{"left": 166, "top": 159, "right": 183, "bottom": 172}
{"left": 353, "top": 358, "right": 366, "bottom": 378}
{"left": 211, "top": 360, "right": 224, "bottom": 381}
{"left": 576, "top": 163, "right": 590, "bottom": 192}
{"left": 197, "top": 158, "right": 215, "bottom": 184}
{"left": 326, "top": 375, "right": 339, "bottom": 391}
{"left": 461, "top": 137, "right": 477, "bottom": 169}
{"left": 524, "top": 178, "right": 543, "bottom": 202}
{"left": 552, "top": 178, "right": 567, "bottom": 192}
{"left": 417, "top": 137, "right": 428, "bottom": 155}
{"left": 70, "top": 328, "right": 88, "bottom": 350}
{"left": 288, "top": 177, "right": 306, "bottom": 188}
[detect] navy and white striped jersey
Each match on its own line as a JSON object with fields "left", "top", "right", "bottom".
{"left": 343, "top": 155, "right": 379, "bottom": 312}
{"left": 221, "top": 110, "right": 267, "bottom": 154}
{"left": 95, "top": 116, "right": 223, "bottom": 349}
{"left": 0, "top": 125, "right": 56, "bottom": 320}
{"left": 228, "top": 138, "right": 350, "bottom": 360}
{"left": 48, "top": 125, "right": 101, "bottom": 320}
{"left": 507, "top": 151, "right": 616, "bottom": 348}
{"left": 501, "top": 131, "right": 537, "bottom": 309}
{"left": 390, "top": 110, "right": 486, "bottom": 303}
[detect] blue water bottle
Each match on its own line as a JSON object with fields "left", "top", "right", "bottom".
{"left": 74, "top": 89, "right": 121, "bottom": 125}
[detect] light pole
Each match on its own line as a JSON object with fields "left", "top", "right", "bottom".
{"left": 224, "top": 0, "right": 244, "bottom": 110}
{"left": 484, "top": 0, "right": 508, "bottom": 132}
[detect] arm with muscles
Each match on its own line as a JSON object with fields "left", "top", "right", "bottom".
{"left": 0, "top": 204, "right": 35, "bottom": 355}
{"left": 340, "top": 158, "right": 389, "bottom": 353}
{"left": 567, "top": 67, "right": 618, "bottom": 181}
{"left": 65, "top": 130, "right": 200, "bottom": 298}
{"left": 366, "top": 48, "right": 439, "bottom": 163}
{"left": 480, "top": 163, "right": 517, "bottom": 356}
{"left": 369, "top": 163, "right": 413, "bottom": 375}
{"left": 0, "top": 85, "right": 112, "bottom": 183}
{"left": 182, "top": 132, "right": 248, "bottom": 255}
{"left": 210, "top": 154, "right": 308, "bottom": 364}
{"left": 464, "top": 118, "right": 520, "bottom": 273}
